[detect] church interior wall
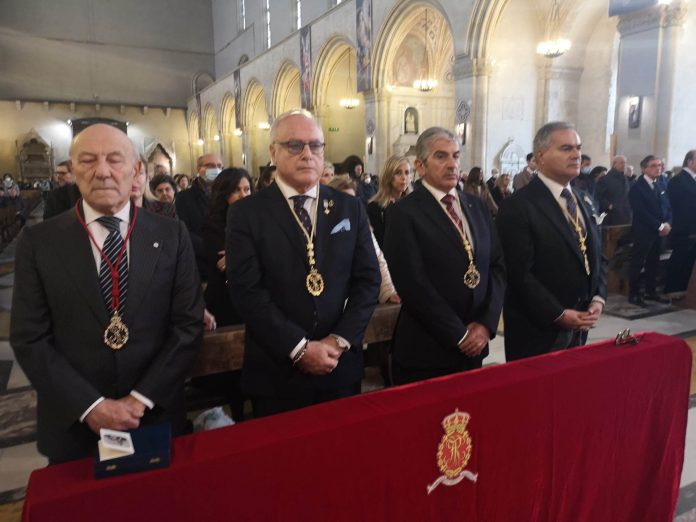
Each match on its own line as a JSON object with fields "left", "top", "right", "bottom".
{"left": 0, "top": 101, "right": 192, "bottom": 178}
{"left": 484, "top": 0, "right": 540, "bottom": 173}
{"left": 575, "top": 17, "right": 619, "bottom": 169}
{"left": 0, "top": 0, "right": 215, "bottom": 108}
{"left": 667, "top": 7, "right": 696, "bottom": 169}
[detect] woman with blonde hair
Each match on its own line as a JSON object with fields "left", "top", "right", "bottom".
{"left": 368, "top": 155, "right": 412, "bottom": 247}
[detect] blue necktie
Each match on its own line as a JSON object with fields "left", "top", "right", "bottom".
{"left": 561, "top": 188, "right": 586, "bottom": 237}
{"left": 291, "top": 195, "right": 313, "bottom": 236}
{"left": 97, "top": 216, "right": 128, "bottom": 315}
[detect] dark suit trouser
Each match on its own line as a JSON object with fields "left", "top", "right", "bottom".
{"left": 391, "top": 357, "right": 483, "bottom": 386}
{"left": 629, "top": 236, "right": 661, "bottom": 297}
{"left": 251, "top": 383, "right": 361, "bottom": 418}
{"left": 665, "top": 236, "right": 696, "bottom": 293}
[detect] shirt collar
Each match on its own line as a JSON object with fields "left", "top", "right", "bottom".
{"left": 537, "top": 172, "right": 571, "bottom": 200}
{"left": 275, "top": 175, "right": 318, "bottom": 200}
{"left": 641, "top": 174, "right": 655, "bottom": 187}
{"left": 82, "top": 200, "right": 131, "bottom": 226}
{"left": 422, "top": 179, "right": 457, "bottom": 203}
{"left": 683, "top": 167, "right": 696, "bottom": 181}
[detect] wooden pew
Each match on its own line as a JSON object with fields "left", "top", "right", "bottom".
{"left": 191, "top": 303, "right": 401, "bottom": 377}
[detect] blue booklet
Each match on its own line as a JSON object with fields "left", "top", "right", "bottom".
{"left": 94, "top": 423, "right": 171, "bottom": 479}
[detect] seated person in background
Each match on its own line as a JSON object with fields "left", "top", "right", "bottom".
{"left": 463, "top": 167, "right": 498, "bottom": 217}
{"left": 320, "top": 162, "right": 335, "bottom": 185}
{"left": 367, "top": 155, "right": 412, "bottom": 248}
{"left": 255, "top": 163, "right": 277, "bottom": 192}
{"left": 174, "top": 174, "right": 190, "bottom": 192}
{"left": 202, "top": 168, "right": 253, "bottom": 327}
{"left": 150, "top": 174, "right": 177, "bottom": 204}
{"left": 131, "top": 161, "right": 176, "bottom": 219}
{"left": 330, "top": 176, "right": 400, "bottom": 304}
{"left": 490, "top": 173, "right": 512, "bottom": 206}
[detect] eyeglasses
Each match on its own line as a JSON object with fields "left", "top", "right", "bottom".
{"left": 274, "top": 140, "right": 325, "bottom": 156}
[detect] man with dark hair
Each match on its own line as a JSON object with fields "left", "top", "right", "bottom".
{"left": 497, "top": 121, "right": 607, "bottom": 361}
{"left": 44, "top": 161, "right": 81, "bottom": 219}
{"left": 596, "top": 155, "right": 632, "bottom": 226}
{"left": 627, "top": 155, "right": 672, "bottom": 306}
{"left": 512, "top": 152, "right": 537, "bottom": 191}
{"left": 665, "top": 149, "right": 696, "bottom": 295}
{"left": 383, "top": 127, "right": 505, "bottom": 384}
{"left": 226, "top": 110, "right": 379, "bottom": 417}
{"left": 11, "top": 124, "right": 203, "bottom": 462}
{"left": 175, "top": 153, "right": 223, "bottom": 278}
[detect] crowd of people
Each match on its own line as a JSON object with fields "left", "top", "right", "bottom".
{"left": 7, "top": 111, "right": 696, "bottom": 464}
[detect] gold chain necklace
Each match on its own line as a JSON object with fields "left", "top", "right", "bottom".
{"left": 288, "top": 192, "right": 324, "bottom": 296}
{"left": 560, "top": 193, "right": 591, "bottom": 276}
{"left": 439, "top": 196, "right": 481, "bottom": 289}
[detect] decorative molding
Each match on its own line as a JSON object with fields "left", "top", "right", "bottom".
{"left": 455, "top": 55, "right": 493, "bottom": 79}
{"left": 663, "top": 2, "right": 688, "bottom": 28}
{"left": 541, "top": 65, "right": 583, "bottom": 82}
{"left": 43, "top": 101, "right": 49, "bottom": 111}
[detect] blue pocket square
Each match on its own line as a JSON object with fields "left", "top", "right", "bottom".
{"left": 331, "top": 219, "right": 351, "bottom": 234}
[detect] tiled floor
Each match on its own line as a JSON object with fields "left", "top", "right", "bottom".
{"left": 0, "top": 204, "right": 695, "bottom": 521}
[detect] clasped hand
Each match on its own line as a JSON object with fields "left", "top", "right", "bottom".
{"left": 85, "top": 396, "right": 146, "bottom": 434}
{"left": 556, "top": 302, "right": 603, "bottom": 331}
{"left": 296, "top": 336, "right": 343, "bottom": 375}
{"left": 459, "top": 322, "right": 490, "bottom": 357}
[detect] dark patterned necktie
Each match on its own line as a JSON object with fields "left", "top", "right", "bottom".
{"left": 560, "top": 188, "right": 586, "bottom": 237}
{"left": 291, "top": 195, "right": 313, "bottom": 236}
{"left": 97, "top": 216, "right": 128, "bottom": 315}
{"left": 441, "top": 194, "right": 463, "bottom": 232}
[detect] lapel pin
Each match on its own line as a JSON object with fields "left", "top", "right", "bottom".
{"left": 323, "top": 199, "right": 334, "bottom": 215}
{"left": 153, "top": 242, "right": 159, "bottom": 248}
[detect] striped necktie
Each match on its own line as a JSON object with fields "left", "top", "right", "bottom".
{"left": 97, "top": 216, "right": 128, "bottom": 315}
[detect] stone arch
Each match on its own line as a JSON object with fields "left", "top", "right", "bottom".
{"left": 313, "top": 38, "right": 366, "bottom": 164}
{"left": 192, "top": 71, "right": 215, "bottom": 96}
{"left": 202, "top": 103, "right": 221, "bottom": 157}
{"left": 220, "top": 92, "right": 243, "bottom": 167}
{"left": 242, "top": 79, "right": 271, "bottom": 176}
{"left": 270, "top": 60, "right": 301, "bottom": 118}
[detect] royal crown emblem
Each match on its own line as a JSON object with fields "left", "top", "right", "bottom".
{"left": 427, "top": 409, "right": 478, "bottom": 494}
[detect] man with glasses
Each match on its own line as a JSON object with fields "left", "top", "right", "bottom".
{"left": 44, "top": 161, "right": 82, "bottom": 219}
{"left": 226, "top": 109, "right": 380, "bottom": 417}
{"left": 175, "top": 153, "right": 223, "bottom": 279}
{"left": 627, "top": 155, "right": 672, "bottom": 306}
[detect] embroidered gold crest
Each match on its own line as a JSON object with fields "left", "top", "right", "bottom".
{"left": 427, "top": 409, "right": 478, "bottom": 494}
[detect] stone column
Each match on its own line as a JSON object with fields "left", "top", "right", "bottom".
{"left": 455, "top": 55, "right": 492, "bottom": 170}
{"left": 537, "top": 65, "right": 583, "bottom": 127}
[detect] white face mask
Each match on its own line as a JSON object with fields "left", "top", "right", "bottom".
{"left": 205, "top": 168, "right": 222, "bottom": 181}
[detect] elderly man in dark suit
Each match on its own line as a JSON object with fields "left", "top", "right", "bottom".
{"left": 627, "top": 155, "right": 672, "bottom": 306}
{"left": 496, "top": 121, "right": 607, "bottom": 361}
{"left": 10, "top": 124, "right": 204, "bottom": 463}
{"left": 383, "top": 127, "right": 505, "bottom": 385}
{"left": 596, "top": 155, "right": 632, "bottom": 226}
{"left": 226, "top": 110, "right": 380, "bottom": 417}
{"left": 665, "top": 150, "right": 696, "bottom": 295}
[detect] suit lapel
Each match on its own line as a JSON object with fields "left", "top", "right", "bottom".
{"left": 55, "top": 210, "right": 110, "bottom": 325}
{"left": 528, "top": 178, "right": 586, "bottom": 267}
{"left": 265, "top": 183, "right": 310, "bottom": 261}
{"left": 574, "top": 186, "right": 600, "bottom": 270}
{"left": 314, "top": 184, "right": 339, "bottom": 269}
{"left": 122, "top": 211, "right": 162, "bottom": 325}
{"left": 415, "top": 186, "right": 466, "bottom": 255}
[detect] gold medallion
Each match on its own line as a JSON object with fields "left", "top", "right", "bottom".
{"left": 104, "top": 313, "right": 129, "bottom": 350}
{"left": 306, "top": 268, "right": 325, "bottom": 297}
{"left": 463, "top": 265, "right": 481, "bottom": 289}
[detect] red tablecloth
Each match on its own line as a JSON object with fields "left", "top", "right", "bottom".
{"left": 23, "top": 332, "right": 691, "bottom": 522}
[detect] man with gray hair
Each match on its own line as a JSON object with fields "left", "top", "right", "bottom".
{"left": 496, "top": 121, "right": 607, "bottom": 361}
{"left": 226, "top": 109, "right": 379, "bottom": 417}
{"left": 596, "top": 154, "right": 632, "bottom": 226}
{"left": 383, "top": 127, "right": 505, "bottom": 384}
{"left": 11, "top": 123, "right": 203, "bottom": 462}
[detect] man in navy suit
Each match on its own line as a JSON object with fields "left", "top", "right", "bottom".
{"left": 627, "top": 155, "right": 672, "bottom": 306}
{"left": 11, "top": 124, "right": 203, "bottom": 462}
{"left": 496, "top": 121, "right": 607, "bottom": 361}
{"left": 226, "top": 110, "right": 380, "bottom": 417}
{"left": 382, "top": 127, "right": 505, "bottom": 385}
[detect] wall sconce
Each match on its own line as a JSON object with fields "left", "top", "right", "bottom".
{"left": 213, "top": 134, "right": 220, "bottom": 141}
{"left": 233, "top": 128, "right": 243, "bottom": 136}
{"left": 197, "top": 138, "right": 204, "bottom": 146}
{"left": 258, "top": 122, "right": 271, "bottom": 130}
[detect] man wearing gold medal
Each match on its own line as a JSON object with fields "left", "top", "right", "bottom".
{"left": 11, "top": 124, "right": 204, "bottom": 462}
{"left": 383, "top": 127, "right": 506, "bottom": 385}
{"left": 226, "top": 110, "right": 380, "bottom": 417}
{"left": 496, "top": 121, "right": 608, "bottom": 361}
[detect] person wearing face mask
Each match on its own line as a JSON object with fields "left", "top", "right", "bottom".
{"left": 175, "top": 154, "right": 223, "bottom": 280}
